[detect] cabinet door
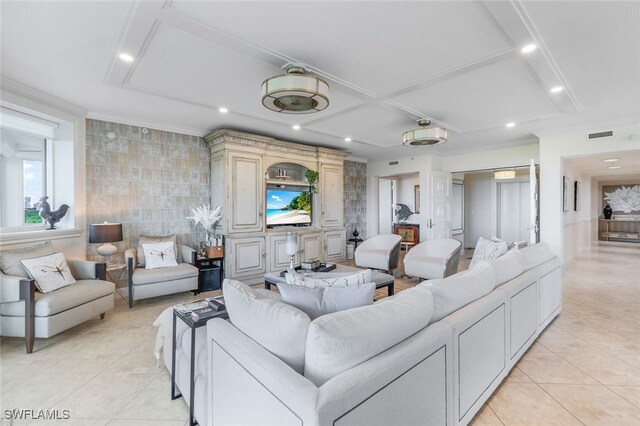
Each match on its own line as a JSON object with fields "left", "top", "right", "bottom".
{"left": 324, "top": 230, "right": 346, "bottom": 262}
{"left": 229, "top": 152, "right": 263, "bottom": 233}
{"left": 228, "top": 237, "right": 266, "bottom": 278}
{"left": 268, "top": 234, "right": 299, "bottom": 272}
{"left": 300, "top": 233, "right": 322, "bottom": 262}
{"left": 320, "top": 164, "right": 343, "bottom": 227}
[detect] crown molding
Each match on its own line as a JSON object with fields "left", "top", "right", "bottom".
{"left": 86, "top": 112, "right": 207, "bottom": 137}
{"left": 0, "top": 76, "right": 88, "bottom": 117}
{"left": 533, "top": 115, "right": 640, "bottom": 138}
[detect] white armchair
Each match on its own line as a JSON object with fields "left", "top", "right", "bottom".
{"left": 404, "top": 239, "right": 462, "bottom": 281}
{"left": 354, "top": 234, "right": 402, "bottom": 274}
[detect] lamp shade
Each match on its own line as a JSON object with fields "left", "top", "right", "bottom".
{"left": 89, "top": 223, "right": 123, "bottom": 243}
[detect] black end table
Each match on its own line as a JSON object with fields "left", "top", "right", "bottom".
{"left": 195, "top": 256, "right": 223, "bottom": 292}
{"left": 171, "top": 299, "right": 228, "bottom": 425}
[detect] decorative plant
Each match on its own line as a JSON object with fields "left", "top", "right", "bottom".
{"left": 186, "top": 204, "right": 222, "bottom": 244}
{"left": 305, "top": 169, "right": 319, "bottom": 193}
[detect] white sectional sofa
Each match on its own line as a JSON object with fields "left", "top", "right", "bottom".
{"left": 203, "top": 242, "right": 561, "bottom": 425}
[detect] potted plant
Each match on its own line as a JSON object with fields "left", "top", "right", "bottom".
{"left": 186, "top": 205, "right": 223, "bottom": 258}
{"left": 305, "top": 169, "right": 319, "bottom": 193}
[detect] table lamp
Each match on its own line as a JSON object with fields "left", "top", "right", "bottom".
{"left": 89, "top": 222, "right": 123, "bottom": 265}
{"left": 285, "top": 232, "right": 299, "bottom": 272}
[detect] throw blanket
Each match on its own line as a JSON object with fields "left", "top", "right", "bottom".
{"left": 153, "top": 307, "right": 189, "bottom": 370}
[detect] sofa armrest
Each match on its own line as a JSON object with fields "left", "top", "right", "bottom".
{"left": 178, "top": 245, "right": 196, "bottom": 265}
{"left": 0, "top": 273, "right": 27, "bottom": 303}
{"left": 206, "top": 319, "right": 319, "bottom": 426}
{"left": 67, "top": 259, "right": 106, "bottom": 280}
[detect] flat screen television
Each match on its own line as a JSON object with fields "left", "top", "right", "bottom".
{"left": 266, "top": 187, "right": 312, "bottom": 227}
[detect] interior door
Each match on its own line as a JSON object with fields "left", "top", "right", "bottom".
{"left": 427, "top": 171, "right": 452, "bottom": 240}
{"left": 320, "top": 164, "right": 343, "bottom": 227}
{"left": 497, "top": 181, "right": 530, "bottom": 242}
{"left": 378, "top": 179, "right": 393, "bottom": 234}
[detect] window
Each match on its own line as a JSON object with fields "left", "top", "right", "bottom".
{"left": 452, "top": 181, "right": 464, "bottom": 234}
{"left": 1, "top": 104, "right": 74, "bottom": 233}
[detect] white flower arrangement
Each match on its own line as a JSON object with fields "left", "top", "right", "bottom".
{"left": 186, "top": 205, "right": 222, "bottom": 239}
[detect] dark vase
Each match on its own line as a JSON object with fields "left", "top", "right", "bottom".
{"left": 603, "top": 204, "right": 613, "bottom": 220}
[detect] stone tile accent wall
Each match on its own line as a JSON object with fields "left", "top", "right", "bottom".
{"left": 344, "top": 160, "right": 367, "bottom": 240}
{"left": 85, "top": 119, "right": 210, "bottom": 262}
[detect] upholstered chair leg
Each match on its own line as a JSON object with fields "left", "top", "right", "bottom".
{"left": 20, "top": 279, "right": 35, "bottom": 354}
{"left": 127, "top": 257, "right": 134, "bottom": 309}
{"left": 100, "top": 313, "right": 106, "bottom": 319}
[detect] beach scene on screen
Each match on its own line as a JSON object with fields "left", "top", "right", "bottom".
{"left": 266, "top": 189, "right": 311, "bottom": 225}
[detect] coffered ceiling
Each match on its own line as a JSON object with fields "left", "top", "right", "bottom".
{"left": 1, "top": 1, "right": 639, "bottom": 160}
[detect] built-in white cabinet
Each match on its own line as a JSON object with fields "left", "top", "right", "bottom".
{"left": 228, "top": 151, "right": 263, "bottom": 234}
{"left": 227, "top": 237, "right": 266, "bottom": 279}
{"left": 324, "top": 229, "right": 346, "bottom": 262}
{"left": 300, "top": 233, "right": 322, "bottom": 262}
{"left": 268, "top": 233, "right": 299, "bottom": 272}
{"left": 320, "top": 164, "right": 344, "bottom": 227}
{"left": 205, "top": 129, "right": 348, "bottom": 283}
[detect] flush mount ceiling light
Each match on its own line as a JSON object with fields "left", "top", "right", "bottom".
{"left": 218, "top": 107, "right": 228, "bottom": 114}
{"left": 603, "top": 158, "right": 619, "bottom": 162}
{"left": 118, "top": 53, "right": 134, "bottom": 62}
{"left": 495, "top": 170, "right": 516, "bottom": 180}
{"left": 608, "top": 166, "right": 621, "bottom": 169}
{"left": 402, "top": 119, "right": 448, "bottom": 147}
{"left": 521, "top": 44, "right": 537, "bottom": 54}
{"left": 550, "top": 86, "right": 564, "bottom": 93}
{"left": 506, "top": 122, "right": 516, "bottom": 128}
{"left": 292, "top": 124, "right": 301, "bottom": 130}
{"left": 261, "top": 66, "right": 329, "bottom": 114}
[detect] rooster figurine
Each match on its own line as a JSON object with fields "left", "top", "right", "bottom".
{"left": 39, "top": 196, "right": 70, "bottom": 230}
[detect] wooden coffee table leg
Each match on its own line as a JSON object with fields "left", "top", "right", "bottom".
{"left": 20, "top": 279, "right": 35, "bottom": 354}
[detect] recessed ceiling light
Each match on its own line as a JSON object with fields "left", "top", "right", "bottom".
{"left": 292, "top": 124, "right": 301, "bottom": 130}
{"left": 344, "top": 137, "right": 352, "bottom": 142}
{"left": 603, "top": 158, "right": 619, "bottom": 163}
{"left": 608, "top": 166, "right": 621, "bottom": 169}
{"left": 521, "top": 44, "right": 537, "bottom": 54}
{"left": 218, "top": 107, "right": 228, "bottom": 113}
{"left": 118, "top": 53, "right": 134, "bottom": 62}
{"left": 506, "top": 122, "right": 516, "bottom": 128}
{"left": 550, "top": 86, "right": 564, "bottom": 93}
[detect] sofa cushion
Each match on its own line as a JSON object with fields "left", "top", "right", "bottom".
{"left": 0, "top": 279, "right": 115, "bottom": 317}
{"left": 304, "top": 287, "right": 434, "bottom": 387}
{"left": 285, "top": 269, "right": 372, "bottom": 288}
{"left": 519, "top": 242, "right": 555, "bottom": 270}
{"left": 404, "top": 255, "right": 445, "bottom": 279}
{"left": 142, "top": 241, "right": 179, "bottom": 270}
{"left": 0, "top": 241, "right": 55, "bottom": 278}
{"left": 469, "top": 237, "right": 508, "bottom": 269}
{"left": 131, "top": 263, "right": 198, "bottom": 285}
{"left": 223, "top": 279, "right": 311, "bottom": 374}
{"left": 484, "top": 251, "right": 526, "bottom": 288}
{"left": 21, "top": 252, "right": 77, "bottom": 293}
{"left": 419, "top": 262, "right": 496, "bottom": 323}
{"left": 136, "top": 235, "right": 178, "bottom": 267}
{"left": 277, "top": 281, "right": 375, "bottom": 320}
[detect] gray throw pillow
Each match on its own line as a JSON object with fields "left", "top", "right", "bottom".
{"left": 277, "top": 281, "right": 376, "bottom": 320}
{"left": 0, "top": 241, "right": 55, "bottom": 278}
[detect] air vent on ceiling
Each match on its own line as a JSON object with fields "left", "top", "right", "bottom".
{"left": 389, "top": 161, "right": 399, "bottom": 166}
{"left": 588, "top": 130, "right": 613, "bottom": 139}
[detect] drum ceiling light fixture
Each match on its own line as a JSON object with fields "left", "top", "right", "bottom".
{"left": 261, "top": 66, "right": 329, "bottom": 114}
{"left": 402, "top": 119, "right": 448, "bottom": 147}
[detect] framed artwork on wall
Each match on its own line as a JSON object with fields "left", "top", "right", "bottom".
{"left": 574, "top": 180, "right": 581, "bottom": 211}
{"left": 563, "top": 176, "right": 569, "bottom": 212}
{"left": 414, "top": 185, "right": 420, "bottom": 214}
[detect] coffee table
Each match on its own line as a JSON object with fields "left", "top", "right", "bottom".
{"left": 264, "top": 264, "right": 395, "bottom": 296}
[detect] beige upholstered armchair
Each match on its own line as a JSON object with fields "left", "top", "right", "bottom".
{"left": 0, "top": 241, "right": 115, "bottom": 353}
{"left": 354, "top": 234, "right": 402, "bottom": 274}
{"left": 124, "top": 241, "right": 198, "bottom": 308}
{"left": 404, "top": 239, "right": 462, "bottom": 281}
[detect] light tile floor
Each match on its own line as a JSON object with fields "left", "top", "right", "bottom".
{"left": 1, "top": 244, "right": 639, "bottom": 425}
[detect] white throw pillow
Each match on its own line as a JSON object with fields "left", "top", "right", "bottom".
{"left": 20, "top": 252, "right": 76, "bottom": 293}
{"left": 285, "top": 269, "right": 372, "bottom": 288}
{"left": 143, "top": 242, "right": 179, "bottom": 270}
{"left": 223, "top": 279, "right": 311, "bottom": 374}
{"left": 519, "top": 242, "right": 555, "bottom": 270}
{"left": 304, "top": 287, "right": 434, "bottom": 387}
{"left": 470, "top": 237, "right": 509, "bottom": 269}
{"left": 418, "top": 262, "right": 496, "bottom": 323}
{"left": 277, "top": 281, "right": 376, "bottom": 320}
{"left": 483, "top": 250, "right": 526, "bottom": 288}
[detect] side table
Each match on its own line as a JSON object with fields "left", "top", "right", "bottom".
{"left": 195, "top": 256, "right": 223, "bottom": 292}
{"left": 106, "top": 263, "right": 127, "bottom": 302}
{"left": 172, "top": 299, "right": 228, "bottom": 426}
